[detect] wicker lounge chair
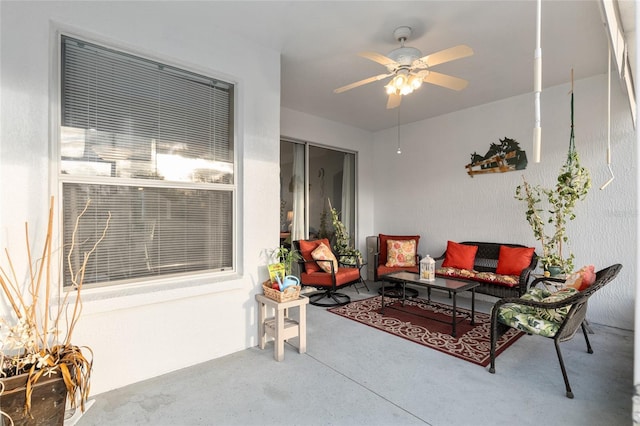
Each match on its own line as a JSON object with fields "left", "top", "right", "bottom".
{"left": 489, "top": 263, "right": 622, "bottom": 398}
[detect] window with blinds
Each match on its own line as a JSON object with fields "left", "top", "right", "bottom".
{"left": 59, "top": 35, "right": 235, "bottom": 287}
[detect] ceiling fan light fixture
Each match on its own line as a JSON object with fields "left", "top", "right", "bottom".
{"left": 387, "top": 73, "right": 420, "bottom": 96}
{"left": 399, "top": 85, "right": 413, "bottom": 95}
{"left": 385, "top": 83, "right": 398, "bottom": 95}
{"left": 409, "top": 75, "right": 422, "bottom": 90}
{"left": 393, "top": 74, "right": 406, "bottom": 88}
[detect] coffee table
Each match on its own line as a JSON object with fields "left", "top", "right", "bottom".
{"left": 381, "top": 271, "right": 479, "bottom": 337}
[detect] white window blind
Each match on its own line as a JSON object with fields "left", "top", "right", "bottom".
{"left": 59, "top": 35, "right": 235, "bottom": 287}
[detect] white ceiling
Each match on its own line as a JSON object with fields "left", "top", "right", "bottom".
{"left": 201, "top": 1, "right": 634, "bottom": 132}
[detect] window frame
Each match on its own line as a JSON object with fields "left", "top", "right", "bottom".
{"left": 52, "top": 29, "right": 241, "bottom": 292}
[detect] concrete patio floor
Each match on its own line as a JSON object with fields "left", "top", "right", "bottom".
{"left": 76, "top": 283, "right": 633, "bottom": 425}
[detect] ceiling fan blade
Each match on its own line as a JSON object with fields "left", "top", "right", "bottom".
{"left": 359, "top": 51, "right": 398, "bottom": 67}
{"left": 422, "top": 71, "right": 469, "bottom": 91}
{"left": 334, "top": 73, "right": 393, "bottom": 93}
{"left": 413, "top": 45, "right": 474, "bottom": 68}
{"left": 386, "top": 92, "right": 402, "bottom": 109}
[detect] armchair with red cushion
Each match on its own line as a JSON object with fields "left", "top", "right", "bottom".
{"left": 293, "top": 239, "right": 365, "bottom": 307}
{"left": 372, "top": 234, "right": 421, "bottom": 297}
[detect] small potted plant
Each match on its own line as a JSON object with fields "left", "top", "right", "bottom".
{"left": 272, "top": 245, "right": 301, "bottom": 276}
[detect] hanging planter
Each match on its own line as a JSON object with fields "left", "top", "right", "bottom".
{"left": 515, "top": 84, "right": 591, "bottom": 274}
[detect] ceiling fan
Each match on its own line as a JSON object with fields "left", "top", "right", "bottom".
{"left": 334, "top": 26, "right": 474, "bottom": 109}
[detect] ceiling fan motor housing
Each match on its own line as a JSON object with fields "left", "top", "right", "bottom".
{"left": 387, "top": 46, "right": 422, "bottom": 68}
{"left": 387, "top": 27, "right": 421, "bottom": 69}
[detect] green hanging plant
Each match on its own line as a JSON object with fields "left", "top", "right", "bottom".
{"left": 515, "top": 89, "right": 591, "bottom": 274}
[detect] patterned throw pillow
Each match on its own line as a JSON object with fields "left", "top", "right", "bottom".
{"left": 535, "top": 287, "right": 579, "bottom": 322}
{"left": 311, "top": 242, "right": 338, "bottom": 273}
{"left": 378, "top": 234, "right": 420, "bottom": 267}
{"left": 386, "top": 239, "right": 417, "bottom": 267}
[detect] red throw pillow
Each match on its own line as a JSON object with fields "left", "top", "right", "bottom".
{"left": 441, "top": 241, "right": 478, "bottom": 270}
{"left": 298, "top": 239, "right": 331, "bottom": 273}
{"left": 378, "top": 234, "right": 420, "bottom": 267}
{"left": 564, "top": 265, "right": 596, "bottom": 291}
{"left": 496, "top": 245, "right": 535, "bottom": 276}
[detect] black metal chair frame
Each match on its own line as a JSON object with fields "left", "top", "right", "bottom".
{"left": 293, "top": 240, "right": 366, "bottom": 307}
{"left": 489, "top": 264, "right": 622, "bottom": 398}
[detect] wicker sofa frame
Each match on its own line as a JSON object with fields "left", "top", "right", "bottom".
{"left": 435, "top": 241, "right": 538, "bottom": 298}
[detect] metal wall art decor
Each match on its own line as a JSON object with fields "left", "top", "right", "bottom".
{"left": 466, "top": 137, "right": 528, "bottom": 177}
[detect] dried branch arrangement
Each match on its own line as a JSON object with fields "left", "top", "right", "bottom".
{"left": 0, "top": 196, "right": 110, "bottom": 419}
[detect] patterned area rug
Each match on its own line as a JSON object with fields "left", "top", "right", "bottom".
{"left": 328, "top": 296, "right": 523, "bottom": 367}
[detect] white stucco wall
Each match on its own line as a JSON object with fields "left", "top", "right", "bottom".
{"left": 0, "top": 2, "right": 281, "bottom": 394}
{"left": 373, "top": 74, "right": 636, "bottom": 330}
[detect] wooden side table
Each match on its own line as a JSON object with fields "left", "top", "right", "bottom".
{"left": 255, "top": 293, "right": 309, "bottom": 361}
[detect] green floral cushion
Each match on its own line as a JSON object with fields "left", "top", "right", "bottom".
{"left": 523, "top": 287, "right": 552, "bottom": 300}
{"left": 495, "top": 287, "right": 577, "bottom": 338}
{"left": 535, "top": 287, "right": 579, "bottom": 322}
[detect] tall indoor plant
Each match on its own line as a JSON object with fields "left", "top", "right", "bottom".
{"left": 515, "top": 90, "right": 590, "bottom": 274}
{"left": 0, "top": 197, "right": 109, "bottom": 423}
{"left": 328, "top": 199, "right": 362, "bottom": 265}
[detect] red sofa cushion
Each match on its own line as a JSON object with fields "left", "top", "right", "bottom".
{"left": 377, "top": 264, "right": 419, "bottom": 277}
{"left": 301, "top": 267, "right": 361, "bottom": 287}
{"left": 436, "top": 267, "right": 519, "bottom": 288}
{"left": 496, "top": 245, "right": 535, "bottom": 275}
{"left": 441, "top": 241, "right": 478, "bottom": 270}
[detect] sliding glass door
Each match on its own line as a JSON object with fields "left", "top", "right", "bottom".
{"left": 280, "top": 140, "right": 356, "bottom": 248}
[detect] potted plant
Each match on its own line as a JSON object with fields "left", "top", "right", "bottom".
{"left": 0, "top": 197, "right": 109, "bottom": 424}
{"left": 272, "top": 245, "right": 301, "bottom": 276}
{"left": 515, "top": 91, "right": 590, "bottom": 275}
